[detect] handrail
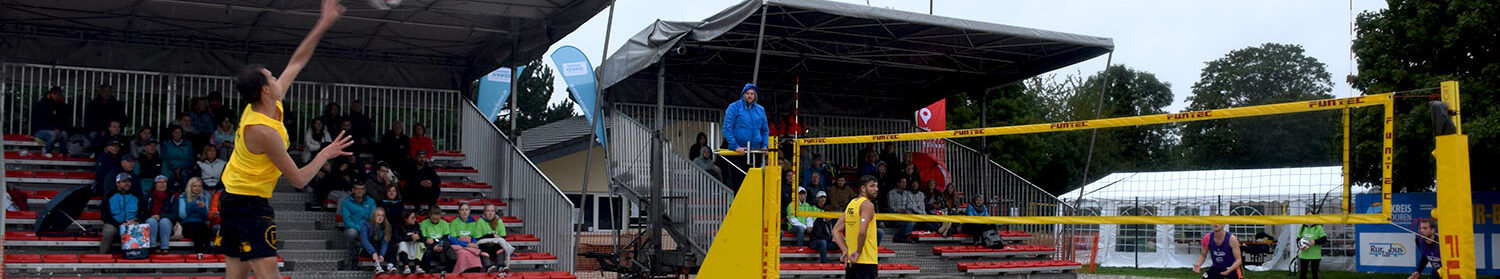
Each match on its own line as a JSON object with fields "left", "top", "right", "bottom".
{"left": 460, "top": 100, "right": 575, "bottom": 271}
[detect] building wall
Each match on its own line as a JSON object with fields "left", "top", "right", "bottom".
{"left": 536, "top": 145, "right": 610, "bottom": 193}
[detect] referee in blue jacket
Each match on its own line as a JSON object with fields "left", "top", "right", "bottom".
{"left": 722, "top": 83, "right": 769, "bottom": 190}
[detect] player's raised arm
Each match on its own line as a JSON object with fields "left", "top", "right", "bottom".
{"left": 276, "top": 0, "right": 344, "bottom": 93}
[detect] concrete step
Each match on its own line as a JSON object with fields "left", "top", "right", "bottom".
{"left": 285, "top": 270, "right": 375, "bottom": 279}
{"left": 280, "top": 249, "right": 348, "bottom": 261}
{"left": 282, "top": 239, "right": 332, "bottom": 250}
{"left": 289, "top": 259, "right": 344, "bottom": 272}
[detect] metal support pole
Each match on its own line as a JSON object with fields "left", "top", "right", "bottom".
{"left": 1075, "top": 52, "right": 1113, "bottom": 209}
{"left": 1, "top": 61, "right": 9, "bottom": 262}
{"left": 647, "top": 62, "right": 666, "bottom": 269}
{"left": 1134, "top": 196, "right": 1139, "bottom": 269}
{"left": 588, "top": 0, "right": 618, "bottom": 258}
{"left": 750, "top": 4, "right": 768, "bottom": 84}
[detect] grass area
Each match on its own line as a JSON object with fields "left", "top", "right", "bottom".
{"left": 1092, "top": 266, "right": 1411, "bottom": 279}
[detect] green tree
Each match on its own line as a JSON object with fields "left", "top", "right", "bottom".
{"left": 1180, "top": 43, "right": 1339, "bottom": 169}
{"left": 1351, "top": 0, "right": 1500, "bottom": 192}
{"left": 497, "top": 60, "right": 579, "bottom": 132}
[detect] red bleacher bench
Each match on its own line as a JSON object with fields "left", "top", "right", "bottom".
{"left": 510, "top": 252, "right": 560, "bottom": 265}
{"left": 910, "top": 230, "right": 1031, "bottom": 242}
{"left": 780, "top": 246, "right": 895, "bottom": 259}
{"left": 4, "top": 254, "right": 278, "bottom": 269}
{"left": 779, "top": 263, "right": 919, "bottom": 276}
{"left": 957, "top": 260, "right": 1083, "bottom": 275}
{"left": 933, "top": 244, "right": 1056, "bottom": 258}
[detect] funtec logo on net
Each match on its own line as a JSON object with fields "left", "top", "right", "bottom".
{"left": 1367, "top": 243, "right": 1407, "bottom": 257}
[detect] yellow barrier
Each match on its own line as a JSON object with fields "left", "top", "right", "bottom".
{"left": 1433, "top": 81, "right": 1475, "bottom": 279}
{"left": 699, "top": 165, "right": 779, "bottom": 278}
{"left": 794, "top": 211, "right": 1389, "bottom": 225}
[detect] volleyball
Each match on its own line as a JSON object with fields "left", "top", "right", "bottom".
{"left": 1298, "top": 238, "right": 1310, "bottom": 250}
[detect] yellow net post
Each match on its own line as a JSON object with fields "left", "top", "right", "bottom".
{"left": 1433, "top": 81, "right": 1475, "bottom": 279}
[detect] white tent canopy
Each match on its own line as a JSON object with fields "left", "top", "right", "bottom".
{"left": 1058, "top": 166, "right": 1354, "bottom": 271}
{"left": 1061, "top": 166, "right": 1345, "bottom": 206}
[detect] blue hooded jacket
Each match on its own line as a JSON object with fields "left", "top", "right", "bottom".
{"left": 722, "top": 83, "right": 769, "bottom": 150}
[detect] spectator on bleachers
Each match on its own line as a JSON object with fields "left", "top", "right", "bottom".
{"left": 403, "top": 150, "right": 442, "bottom": 212}
{"left": 693, "top": 147, "right": 720, "bottom": 178}
{"left": 162, "top": 126, "right": 195, "bottom": 189}
{"left": 688, "top": 132, "right": 710, "bottom": 160}
{"left": 337, "top": 119, "right": 356, "bottom": 147}
{"left": 809, "top": 191, "right": 835, "bottom": 263}
{"left": 396, "top": 211, "right": 428, "bottom": 274}
{"left": 135, "top": 140, "right": 164, "bottom": 193}
{"left": 370, "top": 162, "right": 400, "bottom": 193}
{"left": 194, "top": 145, "right": 227, "bottom": 191}
{"left": 786, "top": 187, "right": 819, "bottom": 246}
{"left": 208, "top": 188, "right": 223, "bottom": 229}
{"left": 307, "top": 162, "right": 336, "bottom": 210}
{"left": 31, "top": 86, "right": 73, "bottom": 153}
{"left": 447, "top": 203, "right": 481, "bottom": 246}
{"left": 962, "top": 195, "right": 995, "bottom": 244}
{"left": 206, "top": 93, "right": 233, "bottom": 124}
{"left": 451, "top": 238, "right": 485, "bottom": 273}
{"left": 380, "top": 121, "right": 411, "bottom": 166}
{"left": 174, "top": 113, "right": 198, "bottom": 142}
{"left": 98, "top": 154, "right": 138, "bottom": 197}
{"left": 130, "top": 126, "right": 154, "bottom": 158}
{"left": 476, "top": 203, "right": 515, "bottom": 274}
{"left": 84, "top": 84, "right": 126, "bottom": 135}
{"left": 317, "top": 102, "right": 343, "bottom": 132}
{"left": 419, "top": 209, "right": 456, "bottom": 273}
{"left": 880, "top": 143, "right": 901, "bottom": 171}
{"left": 347, "top": 100, "right": 376, "bottom": 153}
{"left": 802, "top": 153, "right": 831, "bottom": 187}
{"left": 178, "top": 178, "right": 213, "bottom": 254}
{"left": 212, "top": 117, "right": 236, "bottom": 160}
{"left": 900, "top": 163, "right": 921, "bottom": 188}
{"left": 805, "top": 172, "right": 827, "bottom": 195}
{"left": 89, "top": 120, "right": 130, "bottom": 155}
{"left": 190, "top": 98, "right": 215, "bottom": 144}
{"left": 304, "top": 118, "right": 333, "bottom": 162}
{"left": 342, "top": 184, "right": 376, "bottom": 265}
{"left": 142, "top": 175, "right": 178, "bottom": 254}
{"left": 100, "top": 172, "right": 143, "bottom": 254}
{"left": 376, "top": 184, "right": 406, "bottom": 238}
{"left": 826, "top": 176, "right": 854, "bottom": 211}
{"left": 888, "top": 177, "right": 920, "bottom": 243}
{"left": 781, "top": 170, "right": 796, "bottom": 212}
{"left": 361, "top": 207, "right": 396, "bottom": 274}
{"left": 408, "top": 123, "right": 435, "bottom": 159}
{"left": 95, "top": 140, "right": 126, "bottom": 193}
{"left": 858, "top": 152, "right": 879, "bottom": 176}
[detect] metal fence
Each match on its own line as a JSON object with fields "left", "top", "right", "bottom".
{"left": 605, "top": 111, "right": 733, "bottom": 255}
{"left": 2, "top": 63, "right": 463, "bottom": 150}
{"left": 461, "top": 101, "right": 576, "bottom": 271}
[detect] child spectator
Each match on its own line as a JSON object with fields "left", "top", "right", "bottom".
{"left": 476, "top": 204, "right": 515, "bottom": 273}
{"left": 419, "top": 209, "right": 456, "bottom": 273}
{"left": 361, "top": 207, "right": 395, "bottom": 274}
{"left": 396, "top": 211, "right": 427, "bottom": 274}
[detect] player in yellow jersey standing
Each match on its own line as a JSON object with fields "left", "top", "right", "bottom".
{"left": 217, "top": 0, "right": 352, "bottom": 278}
{"left": 833, "top": 175, "right": 880, "bottom": 278}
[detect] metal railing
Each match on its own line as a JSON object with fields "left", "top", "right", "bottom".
{"left": 2, "top": 63, "right": 463, "bottom": 150}
{"left": 606, "top": 112, "right": 733, "bottom": 255}
{"left": 461, "top": 101, "right": 576, "bottom": 271}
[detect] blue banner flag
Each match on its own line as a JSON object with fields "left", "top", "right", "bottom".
{"left": 550, "top": 45, "right": 606, "bottom": 149}
{"left": 476, "top": 66, "right": 518, "bottom": 122}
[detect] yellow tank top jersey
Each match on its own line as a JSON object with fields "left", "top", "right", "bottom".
{"left": 222, "top": 102, "right": 289, "bottom": 198}
{"left": 842, "top": 196, "right": 878, "bottom": 264}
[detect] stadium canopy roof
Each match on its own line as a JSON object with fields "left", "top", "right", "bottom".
{"left": 0, "top": 0, "right": 610, "bottom": 90}
{"left": 597, "top": 0, "right": 1113, "bottom": 119}
{"left": 1059, "top": 166, "right": 1344, "bottom": 205}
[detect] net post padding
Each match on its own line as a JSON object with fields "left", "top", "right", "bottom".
{"left": 792, "top": 93, "right": 1396, "bottom": 226}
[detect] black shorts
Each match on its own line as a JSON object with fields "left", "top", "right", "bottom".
{"left": 845, "top": 263, "right": 877, "bottom": 279}
{"left": 1206, "top": 267, "right": 1243, "bottom": 279}
{"left": 216, "top": 192, "right": 278, "bottom": 260}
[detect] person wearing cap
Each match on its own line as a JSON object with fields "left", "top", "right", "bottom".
{"left": 31, "top": 86, "right": 74, "bottom": 153}
{"left": 100, "top": 172, "right": 145, "bottom": 254}
{"left": 142, "top": 175, "right": 179, "bottom": 254}
{"left": 785, "top": 187, "right": 822, "bottom": 247}
{"left": 808, "top": 191, "right": 835, "bottom": 263}
{"left": 98, "top": 154, "right": 139, "bottom": 197}
{"left": 95, "top": 139, "right": 127, "bottom": 191}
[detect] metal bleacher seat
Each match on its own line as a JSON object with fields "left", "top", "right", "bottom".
{"left": 779, "top": 246, "right": 895, "bottom": 259}
{"left": 779, "top": 263, "right": 919, "bottom": 277}
{"left": 4, "top": 253, "right": 284, "bottom": 270}
{"left": 932, "top": 244, "right": 1056, "bottom": 258}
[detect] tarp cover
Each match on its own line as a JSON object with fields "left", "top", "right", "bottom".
{"left": 597, "top": 0, "right": 1113, "bottom": 118}
{"left": 1, "top": 0, "right": 610, "bottom": 90}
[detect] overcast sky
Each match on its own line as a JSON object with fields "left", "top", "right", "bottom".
{"left": 541, "top": 0, "right": 1390, "bottom": 114}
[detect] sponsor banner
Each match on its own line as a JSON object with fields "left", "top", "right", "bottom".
{"left": 1355, "top": 192, "right": 1498, "bottom": 275}
{"left": 476, "top": 67, "right": 516, "bottom": 122}
{"left": 549, "top": 46, "right": 606, "bottom": 149}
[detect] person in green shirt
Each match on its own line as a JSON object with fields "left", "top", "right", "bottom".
{"left": 475, "top": 203, "right": 515, "bottom": 273}
{"left": 446, "top": 203, "right": 482, "bottom": 246}
{"left": 786, "top": 187, "right": 822, "bottom": 246}
{"left": 418, "top": 209, "right": 455, "bottom": 273}
{"left": 1297, "top": 208, "right": 1328, "bottom": 279}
